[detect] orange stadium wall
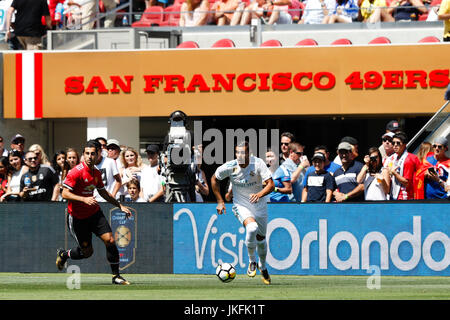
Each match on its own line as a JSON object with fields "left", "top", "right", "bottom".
{"left": 2, "top": 44, "right": 450, "bottom": 120}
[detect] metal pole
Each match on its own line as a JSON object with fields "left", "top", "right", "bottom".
{"left": 406, "top": 100, "right": 450, "bottom": 149}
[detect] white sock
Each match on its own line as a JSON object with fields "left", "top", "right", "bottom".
{"left": 245, "top": 222, "right": 258, "bottom": 263}
{"left": 257, "top": 239, "right": 267, "bottom": 270}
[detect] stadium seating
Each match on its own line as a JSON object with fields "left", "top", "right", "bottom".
{"left": 160, "top": 4, "right": 182, "bottom": 26}
{"left": 176, "top": 40, "right": 200, "bottom": 48}
{"left": 211, "top": 38, "right": 236, "bottom": 48}
{"left": 331, "top": 38, "right": 352, "bottom": 45}
{"left": 132, "top": 6, "right": 164, "bottom": 27}
{"left": 295, "top": 38, "right": 318, "bottom": 46}
{"left": 368, "top": 36, "right": 391, "bottom": 44}
{"left": 260, "top": 39, "right": 282, "bottom": 47}
{"left": 418, "top": 36, "right": 440, "bottom": 43}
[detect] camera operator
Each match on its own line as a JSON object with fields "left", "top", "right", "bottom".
{"left": 161, "top": 110, "right": 197, "bottom": 203}
{"left": 357, "top": 147, "right": 391, "bottom": 201}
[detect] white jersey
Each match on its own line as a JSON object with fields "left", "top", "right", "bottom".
{"left": 93, "top": 156, "right": 119, "bottom": 201}
{"left": 215, "top": 156, "right": 272, "bottom": 215}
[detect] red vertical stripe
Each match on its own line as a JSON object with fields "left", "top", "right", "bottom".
{"left": 15, "top": 53, "right": 22, "bottom": 119}
{"left": 34, "top": 53, "right": 43, "bottom": 119}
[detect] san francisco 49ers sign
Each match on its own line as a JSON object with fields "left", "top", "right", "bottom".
{"left": 3, "top": 44, "right": 450, "bottom": 119}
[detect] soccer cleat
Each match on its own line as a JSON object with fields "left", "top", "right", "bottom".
{"left": 112, "top": 275, "right": 130, "bottom": 285}
{"left": 56, "top": 248, "right": 67, "bottom": 271}
{"left": 247, "top": 262, "right": 257, "bottom": 277}
{"left": 259, "top": 267, "right": 271, "bottom": 285}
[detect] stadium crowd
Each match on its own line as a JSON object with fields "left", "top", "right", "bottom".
{"left": 0, "top": 120, "right": 449, "bottom": 204}
{"left": 0, "top": 0, "right": 449, "bottom": 50}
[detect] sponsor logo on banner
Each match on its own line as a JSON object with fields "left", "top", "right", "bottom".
{"left": 110, "top": 207, "right": 137, "bottom": 270}
{"left": 173, "top": 203, "right": 450, "bottom": 276}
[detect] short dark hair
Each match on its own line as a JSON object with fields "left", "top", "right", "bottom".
{"left": 393, "top": 131, "right": 408, "bottom": 144}
{"left": 314, "top": 145, "right": 329, "bottom": 153}
{"left": 281, "top": 132, "right": 295, "bottom": 142}
{"left": 85, "top": 139, "right": 101, "bottom": 152}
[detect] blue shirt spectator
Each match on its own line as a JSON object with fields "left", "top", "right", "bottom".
{"left": 269, "top": 165, "right": 291, "bottom": 202}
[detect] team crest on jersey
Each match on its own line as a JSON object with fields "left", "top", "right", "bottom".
{"left": 32, "top": 175, "right": 37, "bottom": 182}
{"left": 84, "top": 185, "right": 96, "bottom": 192}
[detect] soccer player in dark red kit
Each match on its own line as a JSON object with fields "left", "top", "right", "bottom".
{"left": 56, "top": 140, "right": 132, "bottom": 285}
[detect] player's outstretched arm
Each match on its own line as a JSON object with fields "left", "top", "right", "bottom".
{"left": 97, "top": 188, "right": 132, "bottom": 218}
{"left": 211, "top": 174, "right": 226, "bottom": 215}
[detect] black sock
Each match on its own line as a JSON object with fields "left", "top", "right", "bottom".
{"left": 106, "top": 244, "right": 120, "bottom": 275}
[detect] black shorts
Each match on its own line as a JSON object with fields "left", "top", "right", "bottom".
{"left": 67, "top": 210, "right": 112, "bottom": 248}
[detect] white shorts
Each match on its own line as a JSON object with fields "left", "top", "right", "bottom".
{"left": 232, "top": 203, "right": 268, "bottom": 237}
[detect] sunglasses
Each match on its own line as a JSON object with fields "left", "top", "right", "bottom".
{"left": 382, "top": 138, "right": 393, "bottom": 143}
{"left": 433, "top": 144, "right": 444, "bottom": 150}
{"left": 393, "top": 141, "right": 403, "bottom": 146}
{"left": 281, "top": 142, "right": 290, "bottom": 146}
{"left": 26, "top": 157, "right": 37, "bottom": 161}
{"left": 295, "top": 152, "right": 303, "bottom": 156}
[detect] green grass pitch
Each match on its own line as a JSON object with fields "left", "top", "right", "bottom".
{"left": 0, "top": 273, "right": 449, "bottom": 300}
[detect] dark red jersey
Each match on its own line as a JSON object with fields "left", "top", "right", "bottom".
{"left": 63, "top": 161, "right": 105, "bottom": 219}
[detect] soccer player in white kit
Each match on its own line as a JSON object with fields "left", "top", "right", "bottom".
{"left": 211, "top": 141, "right": 275, "bottom": 284}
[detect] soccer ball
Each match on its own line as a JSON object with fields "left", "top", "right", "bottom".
{"left": 216, "top": 263, "right": 236, "bottom": 283}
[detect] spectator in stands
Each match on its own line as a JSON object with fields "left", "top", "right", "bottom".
{"left": 417, "top": 141, "right": 433, "bottom": 163}
{"left": 0, "top": 136, "right": 8, "bottom": 156}
{"left": 302, "top": 152, "right": 334, "bottom": 202}
{"left": 262, "top": 0, "right": 294, "bottom": 24}
{"left": 268, "top": 157, "right": 292, "bottom": 202}
{"left": 357, "top": 147, "right": 391, "bottom": 200}
{"left": 212, "top": 0, "right": 244, "bottom": 25}
{"left": 66, "top": 147, "right": 80, "bottom": 169}
{"left": 425, "top": 0, "right": 442, "bottom": 21}
{"left": 265, "top": 148, "right": 278, "bottom": 174}
{"left": 108, "top": 138, "right": 126, "bottom": 198}
{"left": 95, "top": 137, "right": 108, "bottom": 157}
{"left": 380, "top": 132, "right": 395, "bottom": 164}
{"left": 5, "top": 0, "right": 51, "bottom": 50}
{"left": 358, "top": 0, "right": 394, "bottom": 22}
{"left": 191, "top": 144, "right": 209, "bottom": 202}
{"left": 94, "top": 140, "right": 122, "bottom": 201}
{"left": 333, "top": 141, "right": 365, "bottom": 202}
{"left": 52, "top": 150, "right": 70, "bottom": 201}
{"left": 0, "top": 149, "right": 26, "bottom": 202}
{"left": 0, "top": 156, "right": 9, "bottom": 198}
{"left": 386, "top": 0, "right": 427, "bottom": 21}
{"left": 29, "top": 144, "right": 51, "bottom": 166}
{"left": 20, "top": 151, "right": 59, "bottom": 201}
{"left": 103, "top": 0, "right": 118, "bottom": 28}
{"left": 303, "top": 145, "right": 340, "bottom": 193}
{"left": 387, "top": 131, "right": 420, "bottom": 200}
{"left": 140, "top": 144, "right": 164, "bottom": 202}
{"left": 10, "top": 134, "right": 25, "bottom": 157}
{"left": 423, "top": 137, "right": 450, "bottom": 199}
{"left": 280, "top": 142, "right": 310, "bottom": 202}
{"left": 239, "top": 0, "right": 270, "bottom": 25}
{"left": 120, "top": 147, "right": 145, "bottom": 198}
{"left": 179, "top": 0, "right": 213, "bottom": 26}
{"left": 298, "top": 0, "right": 336, "bottom": 24}
{"left": 334, "top": 136, "right": 359, "bottom": 165}
{"left": 324, "top": 0, "right": 359, "bottom": 23}
{"left": 438, "top": 0, "right": 450, "bottom": 41}
{"left": 124, "top": 179, "right": 146, "bottom": 202}
{"left": 280, "top": 131, "right": 295, "bottom": 165}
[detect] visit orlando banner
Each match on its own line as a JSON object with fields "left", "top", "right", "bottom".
{"left": 173, "top": 203, "right": 450, "bottom": 276}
